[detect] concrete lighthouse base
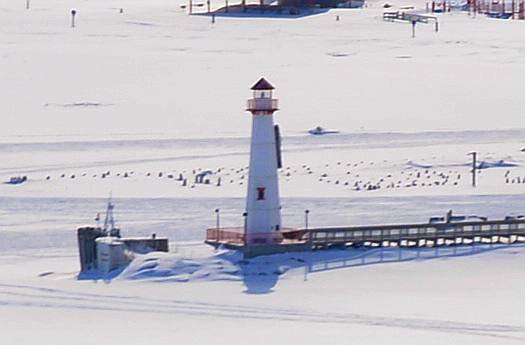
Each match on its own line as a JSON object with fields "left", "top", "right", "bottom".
{"left": 205, "top": 239, "right": 312, "bottom": 258}
{"left": 205, "top": 227, "right": 311, "bottom": 258}
{"left": 245, "top": 231, "right": 283, "bottom": 246}
{"left": 242, "top": 243, "right": 312, "bottom": 258}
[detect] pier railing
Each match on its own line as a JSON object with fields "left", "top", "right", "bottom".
{"left": 306, "top": 218, "right": 525, "bottom": 248}
{"left": 206, "top": 227, "right": 300, "bottom": 245}
{"left": 206, "top": 228, "right": 245, "bottom": 245}
{"left": 206, "top": 218, "right": 525, "bottom": 249}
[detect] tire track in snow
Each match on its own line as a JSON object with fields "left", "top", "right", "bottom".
{"left": 0, "top": 283, "right": 524, "bottom": 340}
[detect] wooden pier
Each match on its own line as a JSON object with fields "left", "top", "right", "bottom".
{"left": 206, "top": 217, "right": 525, "bottom": 257}
{"left": 304, "top": 218, "right": 525, "bottom": 250}
{"left": 383, "top": 11, "right": 437, "bottom": 24}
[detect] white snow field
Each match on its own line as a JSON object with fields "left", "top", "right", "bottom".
{"left": 2, "top": 0, "right": 525, "bottom": 344}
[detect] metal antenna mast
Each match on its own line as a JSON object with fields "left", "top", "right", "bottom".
{"left": 103, "top": 193, "right": 116, "bottom": 235}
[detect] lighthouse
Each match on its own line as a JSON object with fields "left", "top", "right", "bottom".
{"left": 245, "top": 78, "right": 283, "bottom": 245}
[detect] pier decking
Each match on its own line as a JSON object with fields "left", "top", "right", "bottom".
{"left": 206, "top": 217, "right": 525, "bottom": 257}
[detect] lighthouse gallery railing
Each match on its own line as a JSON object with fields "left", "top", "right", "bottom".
{"left": 246, "top": 99, "right": 279, "bottom": 111}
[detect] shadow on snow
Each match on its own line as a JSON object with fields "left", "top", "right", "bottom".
{"left": 193, "top": 6, "right": 330, "bottom": 19}
{"left": 234, "top": 243, "right": 524, "bottom": 294}
{"left": 77, "top": 243, "right": 524, "bottom": 295}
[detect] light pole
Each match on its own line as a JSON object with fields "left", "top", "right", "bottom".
{"left": 242, "top": 212, "right": 248, "bottom": 245}
{"left": 468, "top": 151, "right": 477, "bottom": 187}
{"left": 215, "top": 208, "right": 220, "bottom": 242}
{"left": 305, "top": 209, "right": 310, "bottom": 230}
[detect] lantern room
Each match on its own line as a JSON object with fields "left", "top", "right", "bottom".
{"left": 247, "top": 77, "right": 279, "bottom": 113}
{"left": 251, "top": 77, "right": 275, "bottom": 98}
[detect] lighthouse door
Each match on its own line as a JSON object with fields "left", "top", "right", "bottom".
{"left": 256, "top": 187, "right": 266, "bottom": 200}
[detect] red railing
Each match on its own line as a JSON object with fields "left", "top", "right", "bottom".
{"left": 206, "top": 227, "right": 306, "bottom": 245}
{"left": 206, "top": 228, "right": 245, "bottom": 244}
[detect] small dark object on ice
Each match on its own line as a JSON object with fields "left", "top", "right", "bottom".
{"left": 308, "top": 126, "right": 339, "bottom": 135}
{"left": 6, "top": 176, "right": 27, "bottom": 185}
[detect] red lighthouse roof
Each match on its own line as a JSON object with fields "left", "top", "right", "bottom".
{"left": 251, "top": 78, "right": 275, "bottom": 90}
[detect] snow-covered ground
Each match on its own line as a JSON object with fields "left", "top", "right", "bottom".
{"left": 2, "top": 0, "right": 525, "bottom": 139}
{"left": 1, "top": 0, "right": 525, "bottom": 344}
{"left": 2, "top": 244, "right": 525, "bottom": 345}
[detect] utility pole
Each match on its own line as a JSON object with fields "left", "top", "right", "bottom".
{"left": 468, "top": 151, "right": 477, "bottom": 187}
{"left": 71, "top": 9, "right": 77, "bottom": 28}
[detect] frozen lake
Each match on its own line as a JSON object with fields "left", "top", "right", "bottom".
{"left": 2, "top": 0, "right": 525, "bottom": 344}
{"left": 2, "top": 194, "right": 525, "bottom": 253}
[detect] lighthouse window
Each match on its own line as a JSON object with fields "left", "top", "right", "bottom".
{"left": 256, "top": 187, "right": 266, "bottom": 200}
{"left": 255, "top": 90, "right": 271, "bottom": 99}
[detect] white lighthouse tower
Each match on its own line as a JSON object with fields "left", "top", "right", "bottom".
{"left": 245, "top": 78, "right": 283, "bottom": 245}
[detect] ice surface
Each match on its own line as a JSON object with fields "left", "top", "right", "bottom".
{"left": 2, "top": 0, "right": 525, "bottom": 140}
{"left": 1, "top": 0, "right": 525, "bottom": 344}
